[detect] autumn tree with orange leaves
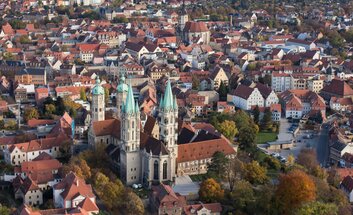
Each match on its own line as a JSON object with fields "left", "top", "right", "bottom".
{"left": 275, "top": 170, "right": 316, "bottom": 214}
{"left": 199, "top": 178, "right": 224, "bottom": 203}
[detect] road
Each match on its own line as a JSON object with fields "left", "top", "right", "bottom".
{"left": 314, "top": 124, "right": 330, "bottom": 166}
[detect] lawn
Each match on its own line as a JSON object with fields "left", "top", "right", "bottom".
{"left": 189, "top": 174, "right": 207, "bottom": 182}
{"left": 256, "top": 132, "right": 277, "bottom": 144}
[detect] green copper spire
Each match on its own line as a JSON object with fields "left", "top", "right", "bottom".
{"left": 135, "top": 100, "right": 139, "bottom": 113}
{"left": 124, "top": 84, "right": 135, "bottom": 114}
{"left": 173, "top": 95, "right": 178, "bottom": 110}
{"left": 92, "top": 76, "right": 104, "bottom": 95}
{"left": 159, "top": 95, "right": 164, "bottom": 109}
{"left": 163, "top": 80, "right": 174, "bottom": 110}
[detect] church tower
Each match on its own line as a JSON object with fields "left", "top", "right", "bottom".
{"left": 120, "top": 84, "right": 141, "bottom": 185}
{"left": 159, "top": 80, "right": 178, "bottom": 179}
{"left": 178, "top": 0, "right": 188, "bottom": 31}
{"left": 91, "top": 76, "right": 105, "bottom": 122}
{"left": 116, "top": 73, "right": 128, "bottom": 118}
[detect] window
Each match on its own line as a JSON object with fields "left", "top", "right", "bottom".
{"left": 153, "top": 161, "right": 159, "bottom": 180}
{"left": 163, "top": 161, "right": 167, "bottom": 180}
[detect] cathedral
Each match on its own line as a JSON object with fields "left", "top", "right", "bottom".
{"left": 88, "top": 75, "right": 178, "bottom": 186}
{"left": 88, "top": 75, "right": 236, "bottom": 187}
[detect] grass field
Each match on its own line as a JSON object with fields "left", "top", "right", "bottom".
{"left": 256, "top": 132, "right": 277, "bottom": 144}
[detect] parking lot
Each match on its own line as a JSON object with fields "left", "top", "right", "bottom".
{"left": 259, "top": 118, "right": 319, "bottom": 163}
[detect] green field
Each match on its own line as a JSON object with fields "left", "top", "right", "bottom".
{"left": 256, "top": 132, "right": 277, "bottom": 144}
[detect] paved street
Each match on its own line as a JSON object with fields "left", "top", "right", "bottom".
{"left": 314, "top": 124, "right": 329, "bottom": 166}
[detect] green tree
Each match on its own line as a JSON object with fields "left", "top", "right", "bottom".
{"left": 263, "top": 156, "right": 281, "bottom": 170}
{"left": 3, "top": 52, "right": 14, "bottom": 60}
{"left": 253, "top": 105, "right": 260, "bottom": 124}
{"left": 218, "top": 81, "right": 228, "bottom": 101}
{"left": 260, "top": 108, "right": 273, "bottom": 131}
{"left": 230, "top": 179, "right": 254, "bottom": 211}
{"left": 55, "top": 96, "right": 66, "bottom": 115}
{"left": 243, "top": 161, "right": 268, "bottom": 185}
{"left": 59, "top": 141, "right": 72, "bottom": 161}
{"left": 199, "top": 178, "right": 224, "bottom": 203}
{"left": 104, "top": 87, "right": 109, "bottom": 105}
{"left": 238, "top": 126, "right": 257, "bottom": 149}
{"left": 112, "top": 17, "right": 129, "bottom": 23}
{"left": 45, "top": 104, "right": 56, "bottom": 116}
{"left": 0, "top": 205, "right": 11, "bottom": 215}
{"left": 217, "top": 120, "right": 238, "bottom": 141}
{"left": 207, "top": 151, "right": 229, "bottom": 180}
{"left": 24, "top": 107, "right": 39, "bottom": 122}
{"left": 5, "top": 119, "right": 17, "bottom": 130}
{"left": 296, "top": 202, "right": 338, "bottom": 215}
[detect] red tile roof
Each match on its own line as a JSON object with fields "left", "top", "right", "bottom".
{"left": 177, "top": 138, "right": 235, "bottom": 163}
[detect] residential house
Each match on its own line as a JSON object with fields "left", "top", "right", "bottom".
{"left": 341, "top": 175, "right": 353, "bottom": 203}
{"left": 150, "top": 183, "right": 186, "bottom": 215}
{"left": 183, "top": 203, "right": 222, "bottom": 215}
{"left": 279, "top": 90, "right": 326, "bottom": 119}
{"left": 53, "top": 172, "right": 97, "bottom": 209}
{"left": 13, "top": 176, "right": 43, "bottom": 207}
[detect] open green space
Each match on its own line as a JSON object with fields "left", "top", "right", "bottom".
{"left": 256, "top": 132, "right": 277, "bottom": 144}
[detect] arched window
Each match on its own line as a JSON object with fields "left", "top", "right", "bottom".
{"left": 163, "top": 161, "right": 168, "bottom": 180}
{"left": 154, "top": 161, "right": 159, "bottom": 180}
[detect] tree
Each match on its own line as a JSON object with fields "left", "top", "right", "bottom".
{"left": 112, "top": 17, "right": 129, "bottom": 23}
{"left": 19, "top": 35, "right": 31, "bottom": 44}
{"left": 0, "top": 205, "right": 11, "bottom": 215}
{"left": 225, "top": 158, "right": 244, "bottom": 192}
{"left": 263, "top": 156, "right": 281, "bottom": 170}
{"left": 93, "top": 172, "right": 124, "bottom": 211}
{"left": 24, "top": 107, "right": 39, "bottom": 122}
{"left": 238, "top": 126, "right": 257, "bottom": 149}
{"left": 192, "top": 74, "right": 200, "bottom": 90}
{"left": 296, "top": 202, "right": 338, "bottom": 215}
{"left": 5, "top": 119, "right": 17, "bottom": 130}
{"left": 207, "top": 151, "right": 229, "bottom": 180}
{"left": 63, "top": 157, "right": 91, "bottom": 181}
{"left": 199, "top": 178, "right": 224, "bottom": 203}
{"left": 112, "top": 0, "right": 123, "bottom": 7}
{"left": 275, "top": 170, "right": 316, "bottom": 214}
{"left": 45, "top": 104, "right": 56, "bottom": 116}
{"left": 297, "top": 148, "right": 319, "bottom": 173}
{"left": 230, "top": 180, "right": 254, "bottom": 211}
{"left": 217, "top": 120, "right": 238, "bottom": 141}
{"left": 260, "top": 108, "right": 273, "bottom": 131}
{"left": 0, "top": 120, "right": 4, "bottom": 129}
{"left": 104, "top": 87, "right": 109, "bottom": 105}
{"left": 243, "top": 161, "right": 268, "bottom": 185}
{"left": 80, "top": 88, "right": 87, "bottom": 101}
{"left": 253, "top": 105, "right": 260, "bottom": 124}
{"left": 218, "top": 81, "right": 228, "bottom": 101}
{"left": 55, "top": 96, "right": 66, "bottom": 115}
{"left": 122, "top": 189, "right": 145, "bottom": 215}
{"left": 59, "top": 141, "right": 72, "bottom": 161}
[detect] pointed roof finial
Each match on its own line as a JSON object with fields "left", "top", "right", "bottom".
{"left": 173, "top": 95, "right": 178, "bottom": 110}
{"left": 124, "top": 83, "right": 135, "bottom": 114}
{"left": 159, "top": 95, "right": 164, "bottom": 109}
{"left": 163, "top": 80, "right": 174, "bottom": 110}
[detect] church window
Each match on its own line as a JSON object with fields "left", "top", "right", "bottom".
{"left": 163, "top": 161, "right": 167, "bottom": 180}
{"left": 132, "top": 121, "right": 134, "bottom": 128}
{"left": 154, "top": 161, "right": 159, "bottom": 180}
{"left": 165, "top": 118, "right": 168, "bottom": 124}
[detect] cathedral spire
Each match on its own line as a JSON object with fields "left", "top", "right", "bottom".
{"left": 163, "top": 80, "right": 174, "bottom": 110}
{"left": 124, "top": 84, "right": 135, "bottom": 114}
{"left": 173, "top": 95, "right": 178, "bottom": 110}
